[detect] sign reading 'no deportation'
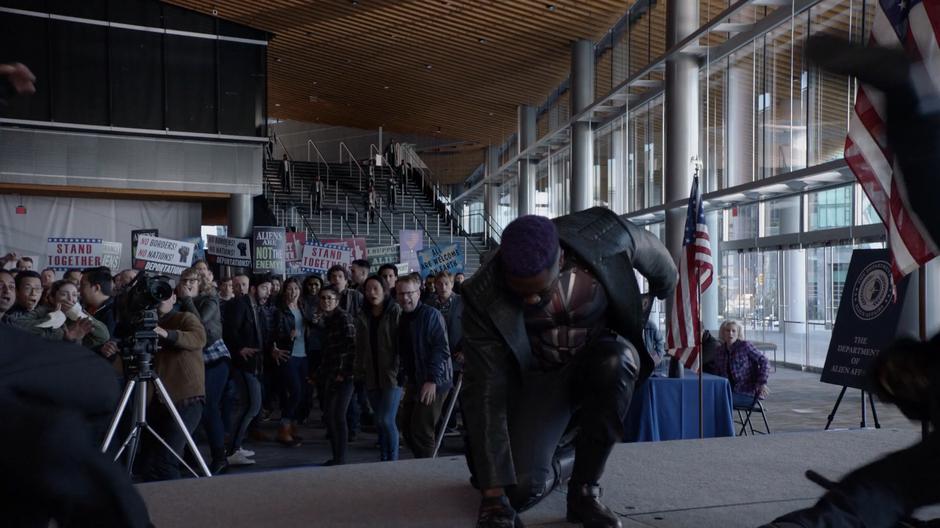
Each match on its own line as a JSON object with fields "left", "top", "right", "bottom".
{"left": 46, "top": 238, "right": 123, "bottom": 271}
{"left": 253, "top": 226, "right": 286, "bottom": 275}
{"left": 301, "top": 242, "right": 351, "bottom": 274}
{"left": 206, "top": 235, "right": 252, "bottom": 268}
{"left": 133, "top": 235, "right": 195, "bottom": 276}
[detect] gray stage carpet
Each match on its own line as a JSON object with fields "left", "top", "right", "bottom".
{"left": 139, "top": 428, "right": 935, "bottom": 527}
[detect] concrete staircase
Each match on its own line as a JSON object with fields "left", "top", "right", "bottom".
{"left": 262, "top": 158, "right": 487, "bottom": 275}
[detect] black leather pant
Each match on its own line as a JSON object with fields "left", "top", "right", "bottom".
{"left": 496, "top": 334, "right": 640, "bottom": 512}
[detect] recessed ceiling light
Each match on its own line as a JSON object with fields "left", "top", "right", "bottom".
{"left": 488, "top": 112, "right": 494, "bottom": 116}
{"left": 425, "top": 64, "right": 433, "bottom": 70}
{"left": 275, "top": 103, "right": 281, "bottom": 107}
{"left": 313, "top": 81, "right": 318, "bottom": 85}
{"left": 351, "top": 0, "right": 359, "bottom": 5}
{"left": 478, "top": 37, "right": 487, "bottom": 44}
{"left": 546, "top": 4, "right": 556, "bottom": 11}
{"left": 345, "top": 59, "right": 351, "bottom": 64}
{"left": 383, "top": 85, "right": 389, "bottom": 89}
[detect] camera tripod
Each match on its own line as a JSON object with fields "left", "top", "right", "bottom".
{"left": 100, "top": 320, "right": 211, "bottom": 478}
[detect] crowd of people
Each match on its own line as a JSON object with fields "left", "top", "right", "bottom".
{"left": 0, "top": 251, "right": 467, "bottom": 480}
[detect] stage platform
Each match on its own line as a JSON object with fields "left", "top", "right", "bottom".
{"left": 138, "top": 428, "right": 936, "bottom": 527}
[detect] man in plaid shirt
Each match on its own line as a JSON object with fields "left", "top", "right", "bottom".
{"left": 707, "top": 320, "right": 769, "bottom": 407}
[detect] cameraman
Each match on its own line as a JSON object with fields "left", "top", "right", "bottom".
{"left": 136, "top": 289, "right": 206, "bottom": 482}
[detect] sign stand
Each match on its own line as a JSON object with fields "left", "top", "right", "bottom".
{"left": 824, "top": 387, "right": 880, "bottom": 430}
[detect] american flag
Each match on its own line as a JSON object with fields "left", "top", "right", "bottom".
{"left": 666, "top": 175, "right": 713, "bottom": 372}
{"left": 844, "top": 0, "right": 937, "bottom": 282}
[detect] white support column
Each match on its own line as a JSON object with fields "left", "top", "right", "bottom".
{"left": 664, "top": 0, "right": 700, "bottom": 259}
{"left": 702, "top": 210, "right": 720, "bottom": 330}
{"left": 570, "top": 38, "right": 594, "bottom": 213}
{"left": 517, "top": 105, "right": 537, "bottom": 216}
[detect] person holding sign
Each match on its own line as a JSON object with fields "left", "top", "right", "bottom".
{"left": 705, "top": 320, "right": 770, "bottom": 407}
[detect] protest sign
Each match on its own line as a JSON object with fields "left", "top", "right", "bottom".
{"left": 183, "top": 236, "right": 206, "bottom": 263}
{"left": 133, "top": 235, "right": 195, "bottom": 276}
{"left": 253, "top": 226, "right": 286, "bottom": 275}
{"left": 821, "top": 249, "right": 909, "bottom": 391}
{"left": 206, "top": 235, "right": 252, "bottom": 268}
{"left": 417, "top": 243, "right": 464, "bottom": 278}
{"left": 399, "top": 230, "right": 424, "bottom": 274}
{"left": 131, "top": 229, "right": 158, "bottom": 269}
{"left": 286, "top": 232, "right": 306, "bottom": 275}
{"left": 368, "top": 244, "right": 400, "bottom": 273}
{"left": 322, "top": 238, "right": 368, "bottom": 261}
{"left": 46, "top": 238, "right": 123, "bottom": 271}
{"left": 301, "top": 242, "right": 351, "bottom": 274}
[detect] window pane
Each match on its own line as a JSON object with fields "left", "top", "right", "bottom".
{"left": 808, "top": 185, "right": 852, "bottom": 230}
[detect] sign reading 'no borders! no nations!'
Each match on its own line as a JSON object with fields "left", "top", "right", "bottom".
{"left": 133, "top": 235, "right": 196, "bottom": 276}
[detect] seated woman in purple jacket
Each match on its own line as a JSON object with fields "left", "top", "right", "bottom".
{"left": 707, "top": 320, "right": 770, "bottom": 407}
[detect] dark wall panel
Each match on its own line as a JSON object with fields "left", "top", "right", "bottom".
{"left": 219, "top": 41, "right": 264, "bottom": 136}
{"left": 0, "top": 0, "right": 266, "bottom": 135}
{"left": 107, "top": 0, "right": 163, "bottom": 27}
{"left": 0, "top": 14, "right": 50, "bottom": 120}
{"left": 165, "top": 35, "right": 216, "bottom": 133}
{"left": 49, "top": 20, "right": 108, "bottom": 125}
{"left": 110, "top": 28, "right": 163, "bottom": 129}
{"left": 162, "top": 3, "right": 216, "bottom": 34}
{"left": 46, "top": 0, "right": 107, "bottom": 19}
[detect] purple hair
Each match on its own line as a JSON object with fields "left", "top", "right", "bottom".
{"left": 499, "top": 215, "right": 559, "bottom": 277}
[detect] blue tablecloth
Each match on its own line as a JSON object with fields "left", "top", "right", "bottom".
{"left": 623, "top": 372, "right": 735, "bottom": 442}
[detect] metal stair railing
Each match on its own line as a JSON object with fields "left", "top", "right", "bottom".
{"left": 306, "top": 139, "right": 332, "bottom": 188}
{"left": 457, "top": 211, "right": 504, "bottom": 246}
{"left": 339, "top": 141, "right": 368, "bottom": 191}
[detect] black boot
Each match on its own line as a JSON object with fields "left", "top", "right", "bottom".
{"left": 566, "top": 483, "right": 621, "bottom": 528}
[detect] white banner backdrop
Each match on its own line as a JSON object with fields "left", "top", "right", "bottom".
{"left": 0, "top": 194, "right": 201, "bottom": 272}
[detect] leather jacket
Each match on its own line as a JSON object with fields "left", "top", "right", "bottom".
{"left": 460, "top": 207, "right": 677, "bottom": 489}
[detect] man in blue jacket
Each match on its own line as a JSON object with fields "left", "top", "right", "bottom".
{"left": 396, "top": 273, "right": 453, "bottom": 458}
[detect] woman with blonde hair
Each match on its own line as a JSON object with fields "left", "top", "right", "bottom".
{"left": 708, "top": 319, "right": 770, "bottom": 407}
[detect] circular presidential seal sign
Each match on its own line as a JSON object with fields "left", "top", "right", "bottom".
{"left": 852, "top": 260, "right": 893, "bottom": 321}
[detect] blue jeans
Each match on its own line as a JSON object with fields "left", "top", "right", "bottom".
{"left": 733, "top": 392, "right": 759, "bottom": 408}
{"left": 230, "top": 371, "right": 262, "bottom": 452}
{"left": 368, "top": 386, "right": 403, "bottom": 461}
{"left": 279, "top": 356, "right": 310, "bottom": 423}
{"left": 201, "top": 360, "right": 230, "bottom": 462}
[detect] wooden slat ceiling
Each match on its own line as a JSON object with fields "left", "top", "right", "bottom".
{"left": 164, "top": 0, "right": 633, "bottom": 154}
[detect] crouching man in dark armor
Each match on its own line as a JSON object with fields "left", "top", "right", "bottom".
{"left": 460, "top": 208, "right": 677, "bottom": 528}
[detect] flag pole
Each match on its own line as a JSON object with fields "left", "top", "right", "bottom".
{"left": 692, "top": 161, "right": 705, "bottom": 440}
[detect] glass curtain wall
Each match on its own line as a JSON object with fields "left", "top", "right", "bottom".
{"left": 626, "top": 95, "right": 665, "bottom": 211}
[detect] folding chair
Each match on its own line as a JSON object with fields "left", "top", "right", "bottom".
{"left": 734, "top": 393, "right": 771, "bottom": 436}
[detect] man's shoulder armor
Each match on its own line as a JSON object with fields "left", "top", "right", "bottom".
{"left": 460, "top": 259, "right": 501, "bottom": 312}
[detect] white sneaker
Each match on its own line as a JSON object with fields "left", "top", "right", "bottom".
{"left": 227, "top": 451, "right": 256, "bottom": 466}
{"left": 235, "top": 447, "right": 255, "bottom": 457}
